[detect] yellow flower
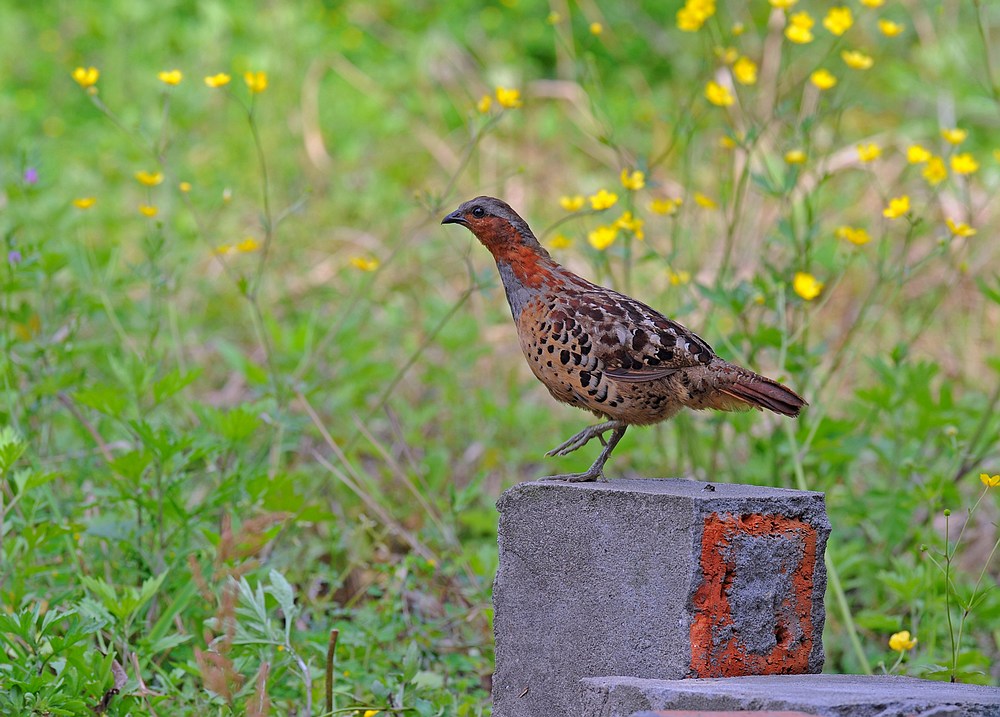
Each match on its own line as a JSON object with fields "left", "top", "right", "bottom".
{"left": 135, "top": 170, "right": 164, "bottom": 187}
{"left": 615, "top": 211, "right": 644, "bottom": 240}
{"left": 715, "top": 46, "right": 738, "bottom": 65}
{"left": 810, "top": 69, "right": 837, "bottom": 90}
{"left": 589, "top": 22, "right": 603, "bottom": 35}
{"left": 705, "top": 80, "right": 734, "bottom": 107}
{"left": 588, "top": 225, "right": 618, "bottom": 251}
{"left": 878, "top": 19, "right": 904, "bottom": 37}
{"left": 244, "top": 70, "right": 268, "bottom": 93}
{"left": 785, "top": 12, "right": 814, "bottom": 43}
{"left": 72, "top": 66, "right": 99, "bottom": 88}
{"left": 72, "top": 197, "right": 96, "bottom": 209}
{"left": 888, "top": 631, "right": 917, "bottom": 652}
{"left": 477, "top": 95, "right": 492, "bottom": 113}
{"left": 179, "top": 181, "right": 192, "bottom": 192}
{"left": 157, "top": 69, "right": 183, "bottom": 85}
{"left": 793, "top": 272, "right": 823, "bottom": 301}
{"left": 906, "top": 145, "right": 931, "bottom": 164}
{"left": 769, "top": 0, "right": 797, "bottom": 8}
{"left": 694, "top": 193, "right": 717, "bottom": 209}
{"left": 589, "top": 189, "right": 618, "bottom": 211}
{"left": 547, "top": 12, "right": 561, "bottom": 24}
{"left": 859, "top": 0, "right": 884, "bottom": 6}
{"left": 650, "top": 198, "right": 681, "bottom": 215}
{"left": 950, "top": 153, "right": 979, "bottom": 175}
{"left": 823, "top": 7, "right": 853, "bottom": 36}
{"left": 980, "top": 473, "right": 1000, "bottom": 488}
{"left": 204, "top": 73, "right": 231, "bottom": 88}
{"left": 994, "top": 149, "right": 1000, "bottom": 162}
{"left": 549, "top": 234, "right": 573, "bottom": 249}
{"left": 733, "top": 57, "right": 757, "bottom": 85}
{"left": 668, "top": 269, "right": 691, "bottom": 286}
{"left": 620, "top": 169, "right": 645, "bottom": 191}
{"left": 237, "top": 238, "right": 261, "bottom": 253}
{"left": 882, "top": 195, "right": 910, "bottom": 219}
{"left": 732, "top": 22, "right": 745, "bottom": 36}
{"left": 923, "top": 156, "right": 947, "bottom": 185}
{"left": 856, "top": 143, "right": 881, "bottom": 162}
{"left": 139, "top": 205, "right": 158, "bottom": 218}
{"left": 841, "top": 50, "right": 874, "bottom": 70}
{"left": 214, "top": 244, "right": 233, "bottom": 256}
{"left": 495, "top": 86, "right": 523, "bottom": 109}
{"left": 719, "top": 135, "right": 737, "bottom": 149}
{"left": 836, "top": 226, "right": 871, "bottom": 245}
{"left": 676, "top": 0, "right": 716, "bottom": 31}
{"left": 560, "top": 195, "right": 585, "bottom": 212}
{"left": 940, "top": 127, "right": 967, "bottom": 145}
{"left": 363, "top": 711, "right": 380, "bottom": 717}
{"left": 945, "top": 219, "right": 976, "bottom": 238}
{"left": 350, "top": 256, "right": 379, "bottom": 271}
{"left": 784, "top": 149, "right": 807, "bottom": 164}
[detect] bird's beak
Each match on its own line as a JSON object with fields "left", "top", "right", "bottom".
{"left": 441, "top": 210, "right": 468, "bottom": 227}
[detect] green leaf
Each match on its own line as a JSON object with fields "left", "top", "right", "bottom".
{"left": 411, "top": 670, "right": 444, "bottom": 690}
{"left": 401, "top": 640, "right": 420, "bottom": 682}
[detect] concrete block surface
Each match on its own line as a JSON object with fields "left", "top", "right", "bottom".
{"left": 492, "top": 478, "right": 830, "bottom": 717}
{"left": 582, "top": 674, "right": 1000, "bottom": 717}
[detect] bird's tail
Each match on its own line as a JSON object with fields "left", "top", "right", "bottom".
{"left": 720, "top": 370, "right": 807, "bottom": 417}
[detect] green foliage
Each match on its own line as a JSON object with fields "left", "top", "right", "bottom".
{"left": 2, "top": 1, "right": 1000, "bottom": 714}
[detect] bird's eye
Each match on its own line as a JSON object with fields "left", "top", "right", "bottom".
{"left": 471, "top": 206, "right": 486, "bottom": 218}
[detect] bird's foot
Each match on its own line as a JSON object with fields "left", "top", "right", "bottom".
{"left": 537, "top": 468, "right": 607, "bottom": 483}
{"left": 545, "top": 420, "right": 623, "bottom": 458}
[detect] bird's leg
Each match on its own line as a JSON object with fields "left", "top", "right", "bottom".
{"left": 539, "top": 421, "right": 627, "bottom": 483}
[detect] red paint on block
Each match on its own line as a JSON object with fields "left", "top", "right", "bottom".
{"left": 689, "top": 514, "right": 818, "bottom": 678}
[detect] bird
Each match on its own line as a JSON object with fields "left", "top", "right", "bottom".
{"left": 442, "top": 196, "right": 806, "bottom": 482}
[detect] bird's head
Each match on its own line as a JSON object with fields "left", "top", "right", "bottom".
{"left": 441, "top": 196, "right": 549, "bottom": 261}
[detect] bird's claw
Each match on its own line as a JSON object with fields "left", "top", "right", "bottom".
{"left": 537, "top": 469, "right": 607, "bottom": 483}
{"left": 545, "top": 421, "right": 619, "bottom": 458}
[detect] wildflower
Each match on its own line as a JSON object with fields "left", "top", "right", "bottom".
{"left": 589, "top": 22, "right": 603, "bottom": 35}
{"left": 810, "top": 69, "right": 837, "bottom": 90}
{"left": 719, "top": 135, "right": 737, "bottom": 149}
{"left": 650, "top": 198, "right": 681, "bottom": 215}
{"left": 615, "top": 211, "right": 644, "bottom": 240}
{"left": 560, "top": 195, "right": 585, "bottom": 212}
{"left": 950, "top": 153, "right": 979, "bottom": 175}
{"left": 620, "top": 169, "right": 645, "bottom": 191}
{"left": 244, "top": 70, "right": 268, "bottom": 93}
{"left": 588, "top": 225, "right": 618, "bottom": 251}
{"left": 676, "top": 0, "right": 715, "bottom": 31}
{"left": 72, "top": 66, "right": 99, "bottom": 88}
{"left": 906, "top": 145, "right": 931, "bottom": 164}
{"left": 714, "top": 46, "right": 738, "bottom": 65}
{"left": 135, "top": 170, "right": 164, "bottom": 187}
{"left": 994, "top": 149, "right": 1000, "bottom": 162}
{"left": 945, "top": 219, "right": 976, "bottom": 238}
{"left": 589, "top": 189, "right": 618, "bottom": 211}
{"left": 882, "top": 195, "right": 910, "bottom": 219}
{"left": 784, "top": 149, "right": 807, "bottom": 164}
{"left": 878, "top": 19, "right": 904, "bottom": 36}
{"left": 477, "top": 95, "right": 492, "bottom": 113}
{"left": 72, "top": 197, "right": 96, "bottom": 209}
{"left": 940, "top": 127, "right": 967, "bottom": 144}
{"left": 8, "top": 250, "right": 22, "bottom": 265}
{"left": 888, "top": 631, "right": 917, "bottom": 652}
{"left": 204, "top": 73, "right": 231, "bottom": 88}
{"left": 214, "top": 244, "right": 233, "bottom": 255}
{"left": 237, "top": 238, "right": 261, "bottom": 253}
{"left": 836, "top": 226, "right": 871, "bottom": 245}
{"left": 668, "top": 269, "right": 691, "bottom": 285}
{"left": 922, "top": 156, "right": 947, "bottom": 185}
{"left": 980, "top": 473, "right": 1000, "bottom": 488}
{"left": 694, "top": 193, "right": 717, "bottom": 209}
{"left": 859, "top": 0, "right": 884, "bottom": 6}
{"left": 157, "top": 69, "right": 183, "bottom": 85}
{"left": 769, "top": 0, "right": 797, "bottom": 8}
{"left": 793, "top": 272, "right": 823, "bottom": 301}
{"left": 495, "top": 86, "right": 522, "bottom": 109}
{"left": 179, "top": 181, "right": 192, "bottom": 192}
{"left": 785, "top": 12, "right": 815, "bottom": 43}
{"left": 547, "top": 12, "right": 561, "bottom": 24}
{"left": 350, "top": 256, "right": 379, "bottom": 271}
{"left": 841, "top": 50, "right": 874, "bottom": 70}
{"left": 139, "top": 205, "right": 158, "bottom": 217}
{"left": 363, "top": 711, "right": 380, "bottom": 717}
{"left": 705, "top": 80, "right": 734, "bottom": 107}
{"left": 733, "top": 57, "right": 758, "bottom": 85}
{"left": 732, "top": 22, "right": 746, "bottom": 36}
{"left": 24, "top": 168, "right": 39, "bottom": 185}
{"left": 549, "top": 234, "right": 573, "bottom": 249}
{"left": 823, "top": 7, "right": 853, "bottom": 36}
{"left": 857, "top": 143, "right": 881, "bottom": 162}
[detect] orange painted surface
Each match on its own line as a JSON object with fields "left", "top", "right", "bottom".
{"left": 689, "top": 513, "right": 818, "bottom": 678}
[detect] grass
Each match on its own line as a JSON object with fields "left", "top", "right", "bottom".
{"left": 2, "top": 1, "right": 1000, "bottom": 714}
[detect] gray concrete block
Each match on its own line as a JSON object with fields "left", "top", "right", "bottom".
{"left": 583, "top": 674, "right": 1000, "bottom": 717}
{"left": 492, "top": 479, "right": 831, "bottom": 717}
